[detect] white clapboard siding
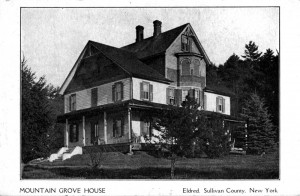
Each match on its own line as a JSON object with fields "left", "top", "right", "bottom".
{"left": 64, "top": 78, "right": 131, "bottom": 113}
{"left": 132, "top": 77, "right": 169, "bottom": 104}
{"left": 204, "top": 91, "right": 230, "bottom": 115}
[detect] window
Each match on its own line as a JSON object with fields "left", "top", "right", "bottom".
{"left": 181, "top": 59, "right": 190, "bottom": 75}
{"left": 167, "top": 88, "right": 175, "bottom": 105}
{"left": 200, "top": 59, "right": 206, "bottom": 77}
{"left": 195, "top": 89, "right": 200, "bottom": 104}
{"left": 182, "top": 90, "right": 189, "bottom": 101}
{"left": 216, "top": 96, "right": 225, "bottom": 113}
{"left": 69, "top": 94, "right": 76, "bottom": 111}
{"left": 141, "top": 120, "right": 151, "bottom": 136}
{"left": 113, "top": 117, "right": 124, "bottom": 138}
{"left": 194, "top": 59, "right": 200, "bottom": 76}
{"left": 91, "top": 88, "right": 98, "bottom": 107}
{"left": 140, "top": 82, "right": 153, "bottom": 101}
{"left": 181, "top": 35, "right": 190, "bottom": 51}
{"left": 91, "top": 122, "right": 99, "bottom": 144}
{"left": 112, "top": 82, "right": 123, "bottom": 102}
{"left": 69, "top": 124, "right": 78, "bottom": 143}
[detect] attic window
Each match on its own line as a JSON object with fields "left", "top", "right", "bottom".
{"left": 181, "top": 35, "right": 190, "bottom": 51}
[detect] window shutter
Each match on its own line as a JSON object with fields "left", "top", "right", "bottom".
{"left": 76, "top": 124, "right": 79, "bottom": 142}
{"left": 140, "top": 120, "right": 144, "bottom": 136}
{"left": 91, "top": 123, "right": 95, "bottom": 144}
{"left": 112, "top": 84, "right": 115, "bottom": 102}
{"left": 149, "top": 84, "right": 153, "bottom": 102}
{"left": 69, "top": 124, "right": 73, "bottom": 142}
{"left": 140, "top": 82, "right": 143, "bottom": 100}
{"left": 216, "top": 97, "right": 219, "bottom": 112}
{"left": 120, "top": 82, "right": 124, "bottom": 100}
{"left": 222, "top": 98, "right": 225, "bottom": 113}
{"left": 175, "top": 89, "right": 182, "bottom": 106}
{"left": 69, "top": 96, "right": 71, "bottom": 112}
{"left": 204, "top": 94, "right": 207, "bottom": 110}
{"left": 188, "top": 89, "right": 194, "bottom": 99}
{"left": 113, "top": 120, "right": 116, "bottom": 137}
{"left": 166, "top": 88, "right": 170, "bottom": 104}
{"left": 121, "top": 118, "right": 124, "bottom": 136}
{"left": 188, "top": 37, "right": 192, "bottom": 52}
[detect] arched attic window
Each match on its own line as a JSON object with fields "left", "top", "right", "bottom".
{"left": 181, "top": 58, "right": 191, "bottom": 75}
{"left": 193, "top": 59, "right": 200, "bottom": 76}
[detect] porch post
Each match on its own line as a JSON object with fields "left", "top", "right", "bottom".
{"left": 104, "top": 111, "right": 107, "bottom": 144}
{"left": 82, "top": 115, "right": 86, "bottom": 146}
{"left": 128, "top": 107, "right": 132, "bottom": 153}
{"left": 65, "top": 119, "right": 69, "bottom": 148}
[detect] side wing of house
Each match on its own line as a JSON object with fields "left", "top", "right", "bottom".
{"left": 204, "top": 91, "right": 231, "bottom": 115}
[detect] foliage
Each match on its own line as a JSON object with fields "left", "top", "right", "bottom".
{"left": 208, "top": 41, "right": 279, "bottom": 143}
{"left": 151, "top": 97, "right": 230, "bottom": 178}
{"left": 22, "top": 57, "right": 64, "bottom": 163}
{"left": 240, "top": 93, "right": 275, "bottom": 154}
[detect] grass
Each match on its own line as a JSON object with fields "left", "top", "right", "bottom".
{"left": 22, "top": 151, "right": 279, "bottom": 179}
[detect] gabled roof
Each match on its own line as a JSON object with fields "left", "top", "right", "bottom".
{"left": 121, "top": 23, "right": 189, "bottom": 59}
{"left": 89, "top": 41, "right": 171, "bottom": 84}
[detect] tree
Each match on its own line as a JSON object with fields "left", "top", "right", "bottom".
{"left": 240, "top": 93, "right": 275, "bottom": 154}
{"left": 242, "top": 41, "right": 262, "bottom": 63}
{"left": 21, "top": 57, "right": 63, "bottom": 163}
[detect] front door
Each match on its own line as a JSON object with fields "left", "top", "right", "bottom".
{"left": 91, "top": 121, "right": 99, "bottom": 145}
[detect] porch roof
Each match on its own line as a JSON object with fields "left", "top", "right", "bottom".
{"left": 57, "top": 99, "right": 246, "bottom": 123}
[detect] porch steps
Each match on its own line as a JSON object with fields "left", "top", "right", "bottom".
{"left": 51, "top": 147, "right": 76, "bottom": 162}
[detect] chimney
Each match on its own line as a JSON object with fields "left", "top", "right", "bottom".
{"left": 153, "top": 20, "right": 162, "bottom": 37}
{"left": 136, "top": 25, "right": 144, "bottom": 42}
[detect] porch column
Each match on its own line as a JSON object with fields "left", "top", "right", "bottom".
{"left": 128, "top": 107, "right": 132, "bottom": 141}
{"left": 104, "top": 111, "right": 107, "bottom": 144}
{"left": 65, "top": 119, "right": 69, "bottom": 148}
{"left": 128, "top": 107, "right": 132, "bottom": 153}
{"left": 82, "top": 115, "right": 86, "bottom": 146}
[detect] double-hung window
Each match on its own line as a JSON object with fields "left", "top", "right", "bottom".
{"left": 69, "top": 94, "right": 76, "bottom": 111}
{"left": 167, "top": 88, "right": 175, "bottom": 105}
{"left": 195, "top": 89, "right": 200, "bottom": 104}
{"left": 113, "top": 117, "right": 124, "bottom": 138}
{"left": 216, "top": 96, "right": 225, "bottom": 113}
{"left": 140, "top": 82, "right": 153, "bottom": 101}
{"left": 69, "top": 124, "right": 78, "bottom": 143}
{"left": 182, "top": 90, "right": 189, "bottom": 101}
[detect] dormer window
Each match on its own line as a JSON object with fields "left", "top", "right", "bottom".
{"left": 181, "top": 35, "right": 190, "bottom": 51}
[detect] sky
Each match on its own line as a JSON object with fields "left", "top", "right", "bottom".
{"left": 21, "top": 7, "right": 279, "bottom": 87}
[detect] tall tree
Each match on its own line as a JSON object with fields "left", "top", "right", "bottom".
{"left": 240, "top": 93, "right": 275, "bottom": 154}
{"left": 21, "top": 57, "right": 63, "bottom": 163}
{"left": 242, "top": 41, "right": 262, "bottom": 63}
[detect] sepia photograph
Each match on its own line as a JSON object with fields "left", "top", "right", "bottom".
{"left": 20, "top": 7, "right": 280, "bottom": 181}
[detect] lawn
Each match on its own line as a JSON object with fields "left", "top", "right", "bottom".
{"left": 22, "top": 151, "right": 279, "bottom": 179}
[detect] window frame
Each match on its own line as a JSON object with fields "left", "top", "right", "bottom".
{"left": 112, "top": 82, "right": 123, "bottom": 102}
{"left": 216, "top": 96, "right": 225, "bottom": 113}
{"left": 140, "top": 81, "right": 153, "bottom": 101}
{"left": 167, "top": 87, "right": 175, "bottom": 105}
{"left": 181, "top": 58, "right": 191, "bottom": 76}
{"left": 113, "top": 117, "right": 124, "bottom": 138}
{"left": 69, "top": 123, "right": 79, "bottom": 143}
{"left": 181, "top": 35, "right": 190, "bottom": 52}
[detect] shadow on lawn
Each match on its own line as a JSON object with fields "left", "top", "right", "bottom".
{"left": 23, "top": 166, "right": 279, "bottom": 179}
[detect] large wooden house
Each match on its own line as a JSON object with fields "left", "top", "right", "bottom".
{"left": 52, "top": 20, "right": 245, "bottom": 161}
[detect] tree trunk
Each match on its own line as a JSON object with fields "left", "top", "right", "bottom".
{"left": 170, "top": 153, "right": 176, "bottom": 179}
